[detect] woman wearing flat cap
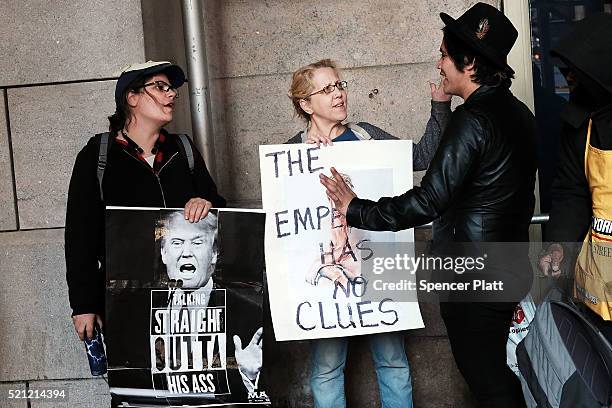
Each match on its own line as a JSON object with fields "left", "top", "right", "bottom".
{"left": 321, "top": 3, "right": 537, "bottom": 407}
{"left": 65, "top": 61, "right": 225, "bottom": 342}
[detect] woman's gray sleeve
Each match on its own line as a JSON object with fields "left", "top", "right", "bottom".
{"left": 412, "top": 100, "right": 451, "bottom": 171}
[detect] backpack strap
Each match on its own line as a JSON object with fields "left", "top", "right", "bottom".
{"left": 97, "top": 132, "right": 111, "bottom": 201}
{"left": 346, "top": 122, "right": 372, "bottom": 140}
{"left": 177, "top": 134, "right": 194, "bottom": 174}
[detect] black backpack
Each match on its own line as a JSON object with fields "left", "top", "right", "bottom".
{"left": 517, "top": 288, "right": 612, "bottom": 407}
{"left": 95, "top": 132, "right": 194, "bottom": 201}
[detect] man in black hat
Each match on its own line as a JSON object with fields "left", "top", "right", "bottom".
{"left": 320, "top": 3, "right": 536, "bottom": 406}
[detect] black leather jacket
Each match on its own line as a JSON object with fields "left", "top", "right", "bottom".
{"left": 346, "top": 85, "right": 537, "bottom": 244}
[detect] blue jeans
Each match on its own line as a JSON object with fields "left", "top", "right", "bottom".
{"left": 310, "top": 332, "right": 412, "bottom": 408}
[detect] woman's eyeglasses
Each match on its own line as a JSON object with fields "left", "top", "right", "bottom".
{"left": 138, "top": 81, "right": 179, "bottom": 98}
{"left": 305, "top": 80, "right": 348, "bottom": 98}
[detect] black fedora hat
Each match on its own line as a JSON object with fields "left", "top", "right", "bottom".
{"left": 440, "top": 2, "right": 518, "bottom": 74}
{"left": 551, "top": 13, "right": 612, "bottom": 95}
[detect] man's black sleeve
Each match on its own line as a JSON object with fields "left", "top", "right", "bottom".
{"left": 346, "top": 108, "right": 481, "bottom": 231}
{"left": 547, "top": 122, "right": 592, "bottom": 242}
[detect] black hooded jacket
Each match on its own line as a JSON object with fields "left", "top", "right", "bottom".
{"left": 65, "top": 131, "right": 225, "bottom": 316}
{"left": 547, "top": 13, "right": 612, "bottom": 243}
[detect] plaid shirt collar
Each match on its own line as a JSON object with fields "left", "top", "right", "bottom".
{"left": 115, "top": 129, "right": 174, "bottom": 174}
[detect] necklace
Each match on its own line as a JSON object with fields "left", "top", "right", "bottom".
{"left": 121, "top": 130, "right": 161, "bottom": 155}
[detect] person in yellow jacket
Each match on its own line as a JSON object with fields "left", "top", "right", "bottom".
{"left": 538, "top": 14, "right": 612, "bottom": 335}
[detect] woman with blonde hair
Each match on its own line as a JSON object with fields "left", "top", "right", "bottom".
{"left": 286, "top": 59, "right": 451, "bottom": 408}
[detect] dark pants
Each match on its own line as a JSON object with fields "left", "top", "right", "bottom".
{"left": 440, "top": 302, "right": 526, "bottom": 408}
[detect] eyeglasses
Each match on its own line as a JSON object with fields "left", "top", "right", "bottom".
{"left": 138, "top": 81, "right": 179, "bottom": 98}
{"left": 305, "top": 80, "right": 348, "bottom": 98}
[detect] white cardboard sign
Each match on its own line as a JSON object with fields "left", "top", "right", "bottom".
{"left": 259, "top": 140, "right": 424, "bottom": 341}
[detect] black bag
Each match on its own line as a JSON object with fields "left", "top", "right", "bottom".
{"left": 517, "top": 289, "right": 612, "bottom": 407}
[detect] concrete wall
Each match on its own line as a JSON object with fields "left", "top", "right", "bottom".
{"left": 0, "top": 0, "right": 499, "bottom": 407}
{"left": 143, "top": 0, "right": 499, "bottom": 208}
{"left": 0, "top": 0, "right": 144, "bottom": 406}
